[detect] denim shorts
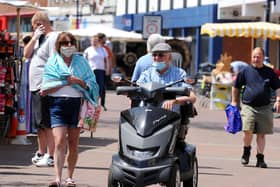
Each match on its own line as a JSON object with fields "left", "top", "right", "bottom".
{"left": 48, "top": 97, "right": 82, "bottom": 128}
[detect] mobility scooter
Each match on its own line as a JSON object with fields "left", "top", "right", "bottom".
{"left": 108, "top": 75, "right": 198, "bottom": 187}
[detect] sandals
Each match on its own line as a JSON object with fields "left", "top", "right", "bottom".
{"left": 65, "top": 178, "right": 76, "bottom": 187}
{"left": 48, "top": 181, "right": 61, "bottom": 187}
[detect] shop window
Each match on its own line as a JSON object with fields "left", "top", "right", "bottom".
{"left": 138, "top": 0, "right": 147, "bottom": 13}
{"left": 149, "top": 0, "right": 158, "bottom": 12}
{"left": 173, "top": 0, "right": 184, "bottom": 9}
{"left": 200, "top": 35, "right": 209, "bottom": 63}
{"left": 173, "top": 28, "right": 182, "bottom": 37}
{"left": 161, "top": 0, "right": 170, "bottom": 10}
{"left": 162, "top": 29, "right": 169, "bottom": 36}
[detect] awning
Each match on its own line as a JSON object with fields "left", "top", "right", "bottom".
{"left": 67, "top": 24, "right": 143, "bottom": 41}
{"left": 201, "top": 22, "right": 280, "bottom": 40}
{"left": 0, "top": 0, "right": 42, "bottom": 56}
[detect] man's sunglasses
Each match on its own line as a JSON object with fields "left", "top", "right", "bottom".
{"left": 152, "top": 53, "right": 167, "bottom": 57}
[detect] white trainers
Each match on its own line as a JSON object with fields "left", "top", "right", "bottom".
{"left": 35, "top": 153, "right": 54, "bottom": 167}
{"left": 31, "top": 152, "right": 44, "bottom": 164}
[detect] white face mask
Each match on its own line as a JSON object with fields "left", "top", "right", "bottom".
{"left": 60, "top": 46, "right": 76, "bottom": 58}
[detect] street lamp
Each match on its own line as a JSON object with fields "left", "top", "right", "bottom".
{"left": 76, "top": 0, "right": 79, "bottom": 29}
{"left": 265, "top": 0, "right": 276, "bottom": 57}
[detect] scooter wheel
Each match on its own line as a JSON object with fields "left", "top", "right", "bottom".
{"left": 108, "top": 164, "right": 131, "bottom": 187}
{"left": 183, "top": 156, "right": 198, "bottom": 187}
{"left": 166, "top": 163, "right": 181, "bottom": 187}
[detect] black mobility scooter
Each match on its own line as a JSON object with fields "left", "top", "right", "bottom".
{"left": 108, "top": 77, "right": 198, "bottom": 187}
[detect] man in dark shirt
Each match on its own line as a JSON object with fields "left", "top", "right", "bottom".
{"left": 231, "top": 47, "right": 280, "bottom": 168}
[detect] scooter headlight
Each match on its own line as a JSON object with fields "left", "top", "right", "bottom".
{"left": 128, "top": 146, "right": 159, "bottom": 159}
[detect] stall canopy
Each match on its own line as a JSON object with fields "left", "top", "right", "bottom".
{"left": 67, "top": 24, "right": 143, "bottom": 40}
{"left": 201, "top": 21, "right": 280, "bottom": 40}
{"left": 0, "top": 0, "right": 41, "bottom": 57}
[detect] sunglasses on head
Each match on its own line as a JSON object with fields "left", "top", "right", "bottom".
{"left": 152, "top": 53, "right": 166, "bottom": 58}
{"left": 60, "top": 40, "right": 74, "bottom": 46}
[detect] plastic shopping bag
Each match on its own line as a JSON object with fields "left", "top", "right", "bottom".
{"left": 78, "top": 100, "right": 101, "bottom": 132}
{"left": 224, "top": 104, "right": 242, "bottom": 134}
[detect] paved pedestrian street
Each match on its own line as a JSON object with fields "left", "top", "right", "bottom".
{"left": 1, "top": 91, "right": 280, "bottom": 187}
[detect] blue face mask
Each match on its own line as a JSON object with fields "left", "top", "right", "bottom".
{"left": 152, "top": 61, "right": 166, "bottom": 71}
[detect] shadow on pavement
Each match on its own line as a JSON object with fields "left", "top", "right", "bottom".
{"left": 199, "top": 166, "right": 222, "bottom": 170}
{"left": 0, "top": 171, "right": 51, "bottom": 176}
{"left": 0, "top": 136, "right": 117, "bottom": 167}
{"left": 244, "top": 165, "right": 280, "bottom": 169}
{"left": 199, "top": 172, "right": 233, "bottom": 176}
{"left": 79, "top": 136, "right": 117, "bottom": 147}
{"left": 190, "top": 121, "right": 225, "bottom": 131}
{"left": 191, "top": 121, "right": 280, "bottom": 133}
{"left": 1, "top": 182, "right": 49, "bottom": 187}
{"left": 0, "top": 143, "right": 35, "bottom": 166}
{"left": 76, "top": 166, "right": 109, "bottom": 171}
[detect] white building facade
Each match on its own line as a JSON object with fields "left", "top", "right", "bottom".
{"left": 114, "top": 0, "right": 280, "bottom": 73}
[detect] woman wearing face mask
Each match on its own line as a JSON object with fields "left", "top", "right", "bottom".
{"left": 41, "top": 32, "right": 99, "bottom": 187}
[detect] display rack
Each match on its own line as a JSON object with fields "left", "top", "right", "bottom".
{"left": 0, "top": 31, "right": 18, "bottom": 141}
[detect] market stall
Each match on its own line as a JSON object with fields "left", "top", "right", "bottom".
{"left": 200, "top": 21, "right": 280, "bottom": 110}
{"left": 201, "top": 21, "right": 280, "bottom": 39}
{"left": 0, "top": 0, "right": 40, "bottom": 143}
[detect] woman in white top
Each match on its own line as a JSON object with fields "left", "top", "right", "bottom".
{"left": 84, "top": 35, "right": 108, "bottom": 110}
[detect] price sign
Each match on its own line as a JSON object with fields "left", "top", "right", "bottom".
{"left": 143, "top": 15, "right": 162, "bottom": 39}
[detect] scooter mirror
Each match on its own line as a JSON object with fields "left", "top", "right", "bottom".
{"left": 111, "top": 73, "right": 123, "bottom": 83}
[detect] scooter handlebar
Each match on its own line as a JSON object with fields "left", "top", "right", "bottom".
{"left": 116, "top": 86, "right": 139, "bottom": 95}
{"left": 165, "top": 87, "right": 190, "bottom": 96}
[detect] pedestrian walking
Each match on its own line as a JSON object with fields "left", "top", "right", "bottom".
{"left": 41, "top": 32, "right": 99, "bottom": 187}
{"left": 84, "top": 34, "right": 108, "bottom": 111}
{"left": 23, "top": 11, "right": 58, "bottom": 167}
{"left": 231, "top": 47, "right": 280, "bottom": 168}
{"left": 97, "top": 33, "right": 113, "bottom": 111}
{"left": 131, "top": 33, "right": 165, "bottom": 82}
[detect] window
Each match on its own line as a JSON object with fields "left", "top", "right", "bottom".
{"left": 173, "top": 0, "right": 184, "bottom": 9}
{"left": 187, "top": 0, "right": 198, "bottom": 7}
{"left": 128, "top": 0, "right": 136, "bottom": 14}
{"left": 173, "top": 28, "right": 182, "bottom": 37}
{"left": 149, "top": 0, "right": 158, "bottom": 12}
{"left": 161, "top": 0, "right": 170, "bottom": 10}
{"left": 116, "top": 0, "right": 126, "bottom": 15}
{"left": 200, "top": 35, "right": 209, "bottom": 63}
{"left": 138, "top": 0, "right": 147, "bottom": 13}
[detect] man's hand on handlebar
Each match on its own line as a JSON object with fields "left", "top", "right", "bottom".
{"left": 162, "top": 99, "right": 177, "bottom": 110}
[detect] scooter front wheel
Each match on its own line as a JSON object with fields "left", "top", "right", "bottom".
{"left": 166, "top": 163, "right": 181, "bottom": 187}
{"left": 108, "top": 164, "right": 131, "bottom": 187}
{"left": 183, "top": 156, "right": 198, "bottom": 187}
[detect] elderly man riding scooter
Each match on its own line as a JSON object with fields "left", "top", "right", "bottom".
{"left": 137, "top": 43, "right": 197, "bottom": 140}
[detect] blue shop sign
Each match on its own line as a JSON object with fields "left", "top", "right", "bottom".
{"left": 122, "top": 14, "right": 133, "bottom": 31}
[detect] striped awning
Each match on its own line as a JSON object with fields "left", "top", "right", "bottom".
{"left": 201, "top": 22, "right": 280, "bottom": 40}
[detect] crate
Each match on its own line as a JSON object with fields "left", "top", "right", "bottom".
{"left": 210, "top": 83, "right": 231, "bottom": 110}
{"left": 0, "top": 115, "right": 10, "bottom": 140}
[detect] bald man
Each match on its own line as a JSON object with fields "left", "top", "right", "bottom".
{"left": 231, "top": 47, "right": 280, "bottom": 168}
